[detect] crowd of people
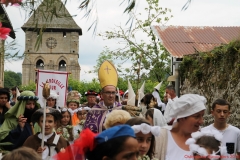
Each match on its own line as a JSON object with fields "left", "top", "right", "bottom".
{"left": 0, "top": 60, "right": 239, "bottom": 160}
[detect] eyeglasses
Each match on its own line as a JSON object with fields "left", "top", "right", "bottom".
{"left": 103, "top": 91, "right": 117, "bottom": 96}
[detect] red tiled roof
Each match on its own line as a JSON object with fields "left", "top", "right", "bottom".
{"left": 151, "top": 26, "right": 240, "bottom": 58}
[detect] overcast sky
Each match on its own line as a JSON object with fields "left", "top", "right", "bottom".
{"left": 4, "top": 0, "right": 240, "bottom": 82}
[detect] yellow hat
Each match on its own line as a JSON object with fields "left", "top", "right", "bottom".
{"left": 98, "top": 60, "right": 118, "bottom": 88}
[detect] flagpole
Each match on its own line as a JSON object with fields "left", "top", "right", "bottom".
{"left": 41, "top": 81, "right": 50, "bottom": 148}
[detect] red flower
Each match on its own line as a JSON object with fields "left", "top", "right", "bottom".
{"left": 0, "top": 23, "right": 11, "bottom": 40}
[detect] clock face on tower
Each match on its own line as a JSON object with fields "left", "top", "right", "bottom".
{"left": 46, "top": 37, "right": 57, "bottom": 49}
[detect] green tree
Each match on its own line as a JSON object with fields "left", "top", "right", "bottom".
{"left": 4, "top": 71, "right": 21, "bottom": 88}
{"left": 20, "top": 81, "right": 36, "bottom": 91}
{"left": 98, "top": 0, "right": 172, "bottom": 87}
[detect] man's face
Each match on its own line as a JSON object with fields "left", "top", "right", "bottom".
{"left": 101, "top": 86, "right": 116, "bottom": 106}
{"left": 25, "top": 100, "right": 36, "bottom": 110}
{"left": 0, "top": 94, "right": 8, "bottom": 107}
{"left": 87, "top": 95, "right": 96, "bottom": 104}
{"left": 165, "top": 89, "right": 174, "bottom": 98}
{"left": 211, "top": 104, "right": 230, "bottom": 124}
{"left": 38, "top": 115, "right": 56, "bottom": 135}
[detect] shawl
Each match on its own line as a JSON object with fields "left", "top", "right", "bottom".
{"left": 0, "top": 91, "right": 40, "bottom": 141}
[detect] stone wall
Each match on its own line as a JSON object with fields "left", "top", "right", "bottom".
{"left": 179, "top": 40, "right": 240, "bottom": 128}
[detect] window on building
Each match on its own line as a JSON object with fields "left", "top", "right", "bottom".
{"left": 59, "top": 60, "right": 66, "bottom": 71}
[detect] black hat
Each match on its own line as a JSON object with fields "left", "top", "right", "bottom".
{"left": 31, "top": 107, "right": 62, "bottom": 123}
{"left": 0, "top": 88, "right": 10, "bottom": 101}
{"left": 84, "top": 90, "right": 98, "bottom": 96}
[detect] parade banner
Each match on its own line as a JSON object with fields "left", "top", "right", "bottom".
{"left": 36, "top": 69, "right": 69, "bottom": 108}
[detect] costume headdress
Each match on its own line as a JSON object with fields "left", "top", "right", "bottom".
{"left": 84, "top": 90, "right": 98, "bottom": 96}
{"left": 131, "top": 123, "right": 160, "bottom": 136}
{"left": 98, "top": 60, "right": 118, "bottom": 88}
{"left": 32, "top": 107, "right": 62, "bottom": 123}
{"left": 186, "top": 130, "right": 228, "bottom": 160}
{"left": 122, "top": 80, "right": 143, "bottom": 117}
{"left": 67, "top": 90, "right": 81, "bottom": 104}
{"left": 154, "top": 81, "right": 162, "bottom": 91}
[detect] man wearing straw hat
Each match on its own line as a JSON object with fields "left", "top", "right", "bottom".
{"left": 84, "top": 60, "right": 122, "bottom": 133}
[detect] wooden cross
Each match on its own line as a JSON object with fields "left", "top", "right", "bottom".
{"left": 104, "top": 65, "right": 111, "bottom": 74}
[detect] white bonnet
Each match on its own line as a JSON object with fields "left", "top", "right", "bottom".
{"left": 47, "top": 90, "right": 59, "bottom": 100}
{"left": 168, "top": 94, "right": 206, "bottom": 121}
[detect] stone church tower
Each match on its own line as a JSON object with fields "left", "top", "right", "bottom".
{"left": 21, "top": 0, "right": 82, "bottom": 85}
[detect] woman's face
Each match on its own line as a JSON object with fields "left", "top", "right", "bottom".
{"left": 180, "top": 110, "right": 205, "bottom": 133}
{"left": 135, "top": 132, "right": 152, "bottom": 157}
{"left": 61, "top": 111, "right": 71, "bottom": 126}
{"left": 113, "top": 137, "right": 139, "bottom": 160}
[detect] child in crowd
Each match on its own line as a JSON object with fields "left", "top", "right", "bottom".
{"left": 73, "top": 107, "right": 91, "bottom": 139}
{"left": 56, "top": 108, "right": 74, "bottom": 143}
{"left": 126, "top": 117, "right": 159, "bottom": 160}
{"left": 186, "top": 130, "right": 228, "bottom": 160}
{"left": 66, "top": 90, "right": 81, "bottom": 126}
{"left": 46, "top": 90, "right": 60, "bottom": 111}
{"left": 2, "top": 147, "right": 42, "bottom": 160}
{"left": 104, "top": 110, "right": 131, "bottom": 129}
{"left": 23, "top": 107, "right": 72, "bottom": 160}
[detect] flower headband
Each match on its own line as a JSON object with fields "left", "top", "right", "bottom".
{"left": 77, "top": 107, "right": 91, "bottom": 112}
{"left": 61, "top": 108, "right": 78, "bottom": 115}
{"left": 185, "top": 130, "right": 228, "bottom": 160}
{"left": 131, "top": 123, "right": 160, "bottom": 136}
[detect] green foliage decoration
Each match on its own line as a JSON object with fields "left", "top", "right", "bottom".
{"left": 179, "top": 40, "right": 240, "bottom": 89}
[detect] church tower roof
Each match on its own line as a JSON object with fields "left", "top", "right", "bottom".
{"left": 22, "top": 0, "right": 82, "bottom": 35}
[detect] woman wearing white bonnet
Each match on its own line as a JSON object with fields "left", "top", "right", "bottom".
{"left": 46, "top": 90, "right": 60, "bottom": 111}
{"left": 155, "top": 94, "right": 207, "bottom": 160}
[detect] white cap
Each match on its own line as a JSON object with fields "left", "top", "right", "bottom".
{"left": 168, "top": 94, "right": 206, "bottom": 122}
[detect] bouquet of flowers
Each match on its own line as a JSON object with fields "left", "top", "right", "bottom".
{"left": 56, "top": 125, "right": 73, "bottom": 140}
{"left": 138, "top": 155, "right": 158, "bottom": 160}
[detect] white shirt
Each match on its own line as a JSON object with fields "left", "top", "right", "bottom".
{"left": 166, "top": 130, "right": 193, "bottom": 160}
{"left": 38, "top": 133, "right": 57, "bottom": 160}
{"left": 201, "top": 124, "right": 240, "bottom": 160}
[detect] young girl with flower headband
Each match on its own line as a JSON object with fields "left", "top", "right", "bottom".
{"left": 185, "top": 130, "right": 228, "bottom": 160}
{"left": 73, "top": 107, "right": 91, "bottom": 139}
{"left": 56, "top": 108, "right": 74, "bottom": 143}
{"left": 126, "top": 117, "right": 159, "bottom": 160}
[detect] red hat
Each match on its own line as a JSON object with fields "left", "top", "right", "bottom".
{"left": 85, "top": 90, "right": 98, "bottom": 96}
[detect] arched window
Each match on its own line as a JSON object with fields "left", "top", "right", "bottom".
{"left": 59, "top": 60, "right": 66, "bottom": 71}
{"left": 36, "top": 59, "right": 44, "bottom": 69}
